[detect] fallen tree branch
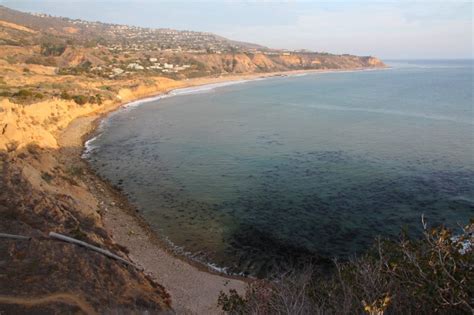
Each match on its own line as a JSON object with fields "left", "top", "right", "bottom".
{"left": 0, "top": 233, "right": 31, "bottom": 240}
{"left": 49, "top": 232, "right": 137, "bottom": 268}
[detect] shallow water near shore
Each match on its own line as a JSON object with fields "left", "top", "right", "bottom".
{"left": 86, "top": 60, "right": 474, "bottom": 276}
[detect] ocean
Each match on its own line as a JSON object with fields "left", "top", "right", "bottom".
{"left": 85, "top": 60, "right": 473, "bottom": 276}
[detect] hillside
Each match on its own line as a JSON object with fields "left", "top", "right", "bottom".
{"left": 0, "top": 5, "right": 384, "bottom": 80}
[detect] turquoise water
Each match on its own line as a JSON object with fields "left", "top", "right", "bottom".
{"left": 86, "top": 60, "right": 473, "bottom": 276}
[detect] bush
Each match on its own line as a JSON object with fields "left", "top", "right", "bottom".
{"left": 41, "top": 171, "right": 54, "bottom": 183}
{"left": 67, "top": 165, "right": 84, "bottom": 178}
{"left": 0, "top": 91, "right": 12, "bottom": 97}
{"left": 10, "top": 89, "right": 45, "bottom": 103}
{"left": 218, "top": 289, "right": 248, "bottom": 314}
{"left": 99, "top": 85, "right": 112, "bottom": 91}
{"left": 26, "top": 143, "right": 41, "bottom": 155}
{"left": 86, "top": 95, "right": 103, "bottom": 105}
{"left": 57, "top": 61, "right": 92, "bottom": 76}
{"left": 72, "top": 95, "right": 88, "bottom": 105}
{"left": 13, "top": 89, "right": 33, "bottom": 99}
{"left": 40, "top": 42, "right": 66, "bottom": 56}
{"left": 95, "top": 94, "right": 103, "bottom": 105}
{"left": 60, "top": 90, "right": 72, "bottom": 100}
{"left": 218, "top": 219, "right": 473, "bottom": 315}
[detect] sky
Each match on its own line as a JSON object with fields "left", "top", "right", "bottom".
{"left": 1, "top": 0, "right": 472, "bottom": 59}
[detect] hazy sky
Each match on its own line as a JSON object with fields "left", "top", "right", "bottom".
{"left": 2, "top": 0, "right": 472, "bottom": 59}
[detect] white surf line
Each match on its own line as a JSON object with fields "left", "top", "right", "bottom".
{"left": 122, "top": 78, "right": 264, "bottom": 110}
{"left": 121, "top": 68, "right": 390, "bottom": 110}
{"left": 81, "top": 78, "right": 263, "bottom": 157}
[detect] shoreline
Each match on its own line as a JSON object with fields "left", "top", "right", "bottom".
{"left": 81, "top": 65, "right": 391, "bottom": 270}
{"left": 83, "top": 66, "right": 390, "bottom": 160}
{"left": 81, "top": 115, "right": 249, "bottom": 279}
{"left": 64, "top": 66, "right": 386, "bottom": 313}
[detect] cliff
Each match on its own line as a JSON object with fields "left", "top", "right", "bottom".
{"left": 192, "top": 52, "right": 384, "bottom": 74}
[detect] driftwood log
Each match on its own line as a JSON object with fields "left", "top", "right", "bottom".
{"left": 49, "top": 232, "right": 136, "bottom": 268}
{"left": 0, "top": 233, "right": 31, "bottom": 240}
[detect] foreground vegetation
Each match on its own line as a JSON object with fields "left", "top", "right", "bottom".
{"left": 218, "top": 219, "right": 473, "bottom": 314}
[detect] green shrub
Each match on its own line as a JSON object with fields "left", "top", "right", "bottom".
{"left": 57, "top": 61, "right": 92, "bottom": 76}
{"left": 41, "top": 172, "right": 54, "bottom": 183}
{"left": 0, "top": 90, "right": 12, "bottom": 97}
{"left": 88, "top": 95, "right": 97, "bottom": 104}
{"left": 40, "top": 42, "right": 66, "bottom": 56}
{"left": 72, "top": 95, "right": 88, "bottom": 105}
{"left": 26, "top": 143, "right": 41, "bottom": 155}
{"left": 70, "top": 225, "right": 87, "bottom": 241}
{"left": 10, "top": 89, "right": 45, "bottom": 103}
{"left": 218, "top": 289, "right": 248, "bottom": 314}
{"left": 67, "top": 165, "right": 84, "bottom": 178}
{"left": 60, "top": 90, "right": 72, "bottom": 100}
{"left": 99, "top": 85, "right": 112, "bottom": 91}
{"left": 95, "top": 94, "right": 103, "bottom": 105}
{"left": 13, "top": 89, "right": 33, "bottom": 99}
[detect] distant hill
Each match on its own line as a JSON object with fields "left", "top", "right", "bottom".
{"left": 0, "top": 4, "right": 385, "bottom": 103}
{"left": 0, "top": 5, "right": 268, "bottom": 52}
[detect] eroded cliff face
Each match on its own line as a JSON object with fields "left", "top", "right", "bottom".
{"left": 192, "top": 52, "right": 385, "bottom": 74}
{"left": 0, "top": 76, "right": 183, "bottom": 152}
{"left": 1, "top": 98, "right": 97, "bottom": 150}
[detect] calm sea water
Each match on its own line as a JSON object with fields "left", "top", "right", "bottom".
{"left": 86, "top": 60, "right": 474, "bottom": 276}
